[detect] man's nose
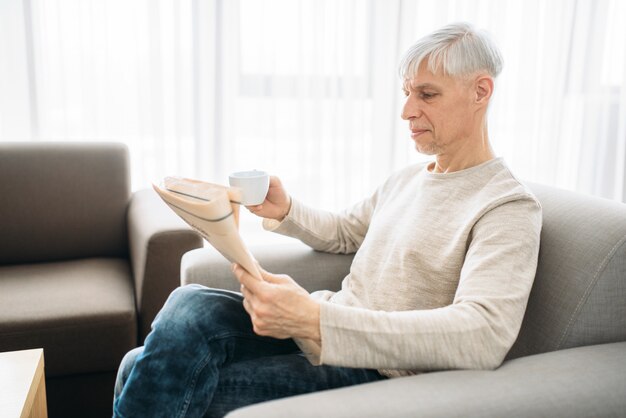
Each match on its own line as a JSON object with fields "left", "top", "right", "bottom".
{"left": 401, "top": 96, "right": 420, "bottom": 120}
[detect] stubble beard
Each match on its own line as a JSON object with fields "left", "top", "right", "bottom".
{"left": 414, "top": 140, "right": 441, "bottom": 156}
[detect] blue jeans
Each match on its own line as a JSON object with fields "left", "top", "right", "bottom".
{"left": 113, "top": 284, "right": 385, "bottom": 418}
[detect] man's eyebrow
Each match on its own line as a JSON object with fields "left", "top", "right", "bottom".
{"left": 409, "top": 83, "right": 440, "bottom": 90}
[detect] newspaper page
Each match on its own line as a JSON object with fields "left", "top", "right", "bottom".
{"left": 152, "top": 176, "right": 262, "bottom": 280}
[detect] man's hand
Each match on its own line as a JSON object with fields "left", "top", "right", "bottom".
{"left": 245, "top": 176, "right": 292, "bottom": 221}
{"left": 232, "top": 263, "right": 321, "bottom": 343}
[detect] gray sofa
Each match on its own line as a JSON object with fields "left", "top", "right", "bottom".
{"left": 181, "top": 182, "right": 626, "bottom": 417}
{"left": 0, "top": 142, "right": 203, "bottom": 418}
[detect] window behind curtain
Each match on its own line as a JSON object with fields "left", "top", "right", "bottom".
{"left": 1, "top": 0, "right": 625, "bottom": 213}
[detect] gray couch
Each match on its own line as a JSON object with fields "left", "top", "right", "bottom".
{"left": 181, "top": 182, "right": 626, "bottom": 417}
{"left": 0, "top": 142, "right": 203, "bottom": 418}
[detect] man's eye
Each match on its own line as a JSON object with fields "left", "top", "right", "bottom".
{"left": 420, "top": 92, "right": 436, "bottom": 100}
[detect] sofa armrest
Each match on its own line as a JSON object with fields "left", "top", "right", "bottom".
{"left": 227, "top": 341, "right": 626, "bottom": 418}
{"left": 128, "top": 189, "right": 203, "bottom": 342}
{"left": 181, "top": 241, "right": 353, "bottom": 293}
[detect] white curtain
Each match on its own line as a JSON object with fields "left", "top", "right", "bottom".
{"left": 1, "top": 0, "right": 625, "bottom": 214}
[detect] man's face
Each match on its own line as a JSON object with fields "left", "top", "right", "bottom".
{"left": 401, "top": 61, "right": 477, "bottom": 155}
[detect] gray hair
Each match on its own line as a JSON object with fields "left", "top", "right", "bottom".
{"left": 399, "top": 22, "right": 503, "bottom": 80}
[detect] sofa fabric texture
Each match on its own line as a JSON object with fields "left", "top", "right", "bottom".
{"left": 228, "top": 341, "right": 626, "bottom": 418}
{"left": 506, "top": 183, "right": 626, "bottom": 359}
{"left": 0, "top": 142, "right": 130, "bottom": 264}
{"left": 181, "top": 182, "right": 626, "bottom": 418}
{"left": 0, "top": 142, "right": 203, "bottom": 418}
{"left": 0, "top": 258, "right": 136, "bottom": 376}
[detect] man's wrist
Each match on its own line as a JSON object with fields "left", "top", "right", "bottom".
{"left": 279, "top": 196, "right": 292, "bottom": 221}
{"left": 307, "top": 299, "right": 321, "bottom": 344}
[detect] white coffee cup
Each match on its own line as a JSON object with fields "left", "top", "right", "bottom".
{"left": 228, "top": 170, "right": 270, "bottom": 206}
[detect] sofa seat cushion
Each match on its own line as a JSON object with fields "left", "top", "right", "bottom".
{"left": 227, "top": 341, "right": 626, "bottom": 418}
{"left": 0, "top": 258, "right": 137, "bottom": 377}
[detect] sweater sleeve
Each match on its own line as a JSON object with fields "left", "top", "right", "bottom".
{"left": 262, "top": 190, "right": 380, "bottom": 254}
{"left": 317, "top": 196, "right": 542, "bottom": 371}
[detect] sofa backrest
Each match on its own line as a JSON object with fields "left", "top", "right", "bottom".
{"left": 507, "top": 183, "right": 626, "bottom": 360}
{"left": 0, "top": 142, "right": 130, "bottom": 265}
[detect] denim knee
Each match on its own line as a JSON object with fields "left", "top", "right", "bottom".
{"left": 164, "top": 284, "right": 209, "bottom": 313}
{"left": 150, "top": 285, "right": 245, "bottom": 341}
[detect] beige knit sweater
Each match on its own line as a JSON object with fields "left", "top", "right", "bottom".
{"left": 263, "top": 158, "right": 542, "bottom": 378}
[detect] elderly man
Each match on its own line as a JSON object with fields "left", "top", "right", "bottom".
{"left": 113, "top": 22, "right": 542, "bottom": 418}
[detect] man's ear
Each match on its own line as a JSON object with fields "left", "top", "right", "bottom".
{"left": 474, "top": 75, "right": 494, "bottom": 105}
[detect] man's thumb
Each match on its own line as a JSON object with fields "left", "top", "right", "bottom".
{"left": 261, "top": 270, "right": 287, "bottom": 284}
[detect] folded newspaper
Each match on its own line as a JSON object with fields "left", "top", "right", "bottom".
{"left": 152, "top": 176, "right": 262, "bottom": 280}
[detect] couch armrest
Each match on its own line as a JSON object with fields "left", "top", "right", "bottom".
{"left": 227, "top": 341, "right": 626, "bottom": 418}
{"left": 128, "top": 189, "right": 203, "bottom": 342}
{"left": 181, "top": 241, "right": 353, "bottom": 293}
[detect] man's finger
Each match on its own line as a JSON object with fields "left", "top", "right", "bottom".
{"left": 233, "top": 263, "right": 264, "bottom": 293}
{"left": 240, "top": 283, "right": 253, "bottom": 300}
{"left": 242, "top": 296, "right": 253, "bottom": 316}
{"left": 260, "top": 270, "right": 286, "bottom": 284}
{"left": 246, "top": 204, "right": 263, "bottom": 213}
